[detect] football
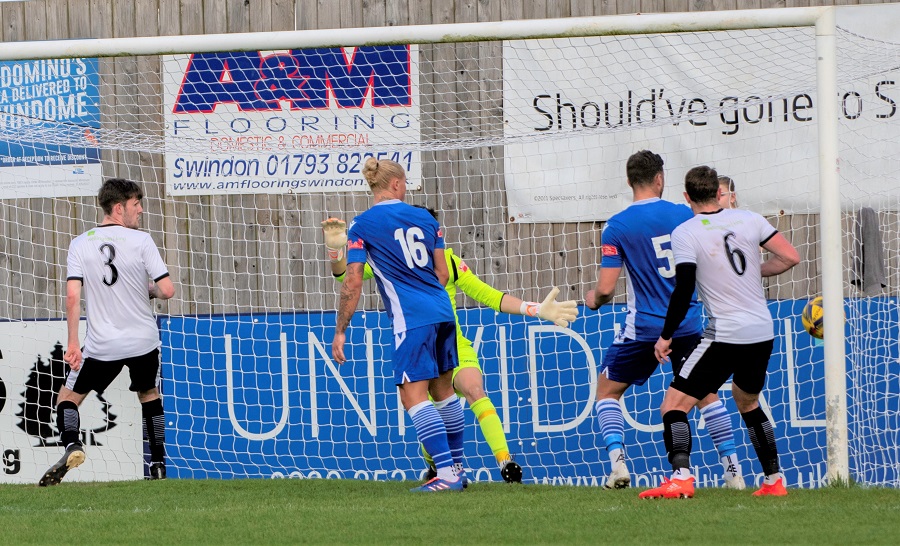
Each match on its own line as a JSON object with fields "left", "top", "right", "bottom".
{"left": 801, "top": 296, "right": 825, "bottom": 339}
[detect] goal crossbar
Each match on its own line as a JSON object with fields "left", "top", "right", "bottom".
{"left": 0, "top": 8, "right": 827, "bottom": 61}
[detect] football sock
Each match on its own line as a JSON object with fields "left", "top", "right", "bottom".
{"left": 742, "top": 406, "right": 781, "bottom": 477}
{"left": 595, "top": 399, "right": 625, "bottom": 467}
{"left": 434, "top": 396, "right": 466, "bottom": 467}
{"left": 470, "top": 396, "right": 511, "bottom": 465}
{"left": 663, "top": 410, "right": 692, "bottom": 473}
{"left": 56, "top": 400, "right": 81, "bottom": 448}
{"left": 142, "top": 398, "right": 166, "bottom": 463}
{"left": 408, "top": 401, "right": 454, "bottom": 475}
{"left": 420, "top": 443, "right": 435, "bottom": 468}
{"left": 721, "top": 453, "right": 741, "bottom": 479}
{"left": 437, "top": 467, "right": 456, "bottom": 482}
{"left": 763, "top": 473, "right": 783, "bottom": 486}
{"left": 699, "top": 400, "right": 739, "bottom": 475}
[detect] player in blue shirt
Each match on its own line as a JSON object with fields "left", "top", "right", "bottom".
{"left": 585, "top": 150, "right": 745, "bottom": 490}
{"left": 332, "top": 157, "right": 465, "bottom": 492}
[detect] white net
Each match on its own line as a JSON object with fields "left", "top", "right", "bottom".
{"left": 0, "top": 13, "right": 898, "bottom": 487}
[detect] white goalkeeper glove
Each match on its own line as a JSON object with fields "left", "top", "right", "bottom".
{"left": 321, "top": 217, "right": 347, "bottom": 263}
{"left": 520, "top": 287, "right": 579, "bottom": 328}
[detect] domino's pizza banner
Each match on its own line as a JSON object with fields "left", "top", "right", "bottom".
{"left": 160, "top": 299, "right": 899, "bottom": 488}
{"left": 0, "top": 57, "right": 101, "bottom": 199}
{"left": 502, "top": 4, "right": 900, "bottom": 222}
{"left": 162, "top": 46, "right": 421, "bottom": 196}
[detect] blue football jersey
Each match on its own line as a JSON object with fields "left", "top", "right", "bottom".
{"left": 600, "top": 197, "right": 702, "bottom": 341}
{"left": 347, "top": 200, "right": 454, "bottom": 334}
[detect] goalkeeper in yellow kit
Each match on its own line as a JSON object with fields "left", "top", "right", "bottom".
{"left": 322, "top": 210, "right": 578, "bottom": 483}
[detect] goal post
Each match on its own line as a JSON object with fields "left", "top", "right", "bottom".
{"left": 6, "top": 4, "right": 899, "bottom": 486}
{"left": 814, "top": 7, "right": 849, "bottom": 485}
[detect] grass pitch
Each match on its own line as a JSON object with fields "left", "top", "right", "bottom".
{"left": 1, "top": 479, "right": 898, "bottom": 544}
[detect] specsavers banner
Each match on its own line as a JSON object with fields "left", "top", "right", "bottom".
{"left": 502, "top": 4, "right": 900, "bottom": 222}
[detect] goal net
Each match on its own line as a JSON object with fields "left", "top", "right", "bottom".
{"left": 0, "top": 6, "right": 897, "bottom": 487}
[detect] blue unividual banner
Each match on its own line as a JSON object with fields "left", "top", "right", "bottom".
{"left": 160, "top": 300, "right": 898, "bottom": 488}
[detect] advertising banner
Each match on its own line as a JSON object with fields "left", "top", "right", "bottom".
{"left": 159, "top": 300, "right": 888, "bottom": 488}
{"left": 0, "top": 57, "right": 101, "bottom": 199}
{"left": 163, "top": 47, "right": 421, "bottom": 196}
{"left": 502, "top": 5, "right": 900, "bottom": 222}
{"left": 0, "top": 320, "right": 143, "bottom": 484}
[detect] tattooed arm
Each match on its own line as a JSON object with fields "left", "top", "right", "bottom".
{"left": 332, "top": 262, "right": 364, "bottom": 364}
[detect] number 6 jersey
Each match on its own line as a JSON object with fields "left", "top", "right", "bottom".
{"left": 346, "top": 200, "right": 454, "bottom": 334}
{"left": 671, "top": 209, "right": 778, "bottom": 344}
{"left": 66, "top": 225, "right": 170, "bottom": 360}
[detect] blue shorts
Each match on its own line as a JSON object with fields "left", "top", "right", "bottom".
{"left": 392, "top": 321, "right": 458, "bottom": 386}
{"left": 601, "top": 333, "right": 701, "bottom": 386}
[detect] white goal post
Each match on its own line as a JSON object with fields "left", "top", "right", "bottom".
{"left": 8, "top": 4, "right": 900, "bottom": 486}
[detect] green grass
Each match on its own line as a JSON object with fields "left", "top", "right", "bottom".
{"left": 1, "top": 480, "right": 898, "bottom": 545}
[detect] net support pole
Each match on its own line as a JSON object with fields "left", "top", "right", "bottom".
{"left": 815, "top": 6, "right": 849, "bottom": 485}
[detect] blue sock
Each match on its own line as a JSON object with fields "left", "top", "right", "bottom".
{"left": 595, "top": 399, "right": 625, "bottom": 453}
{"left": 408, "top": 401, "right": 453, "bottom": 471}
{"left": 700, "top": 400, "right": 737, "bottom": 458}
{"left": 434, "top": 396, "right": 465, "bottom": 466}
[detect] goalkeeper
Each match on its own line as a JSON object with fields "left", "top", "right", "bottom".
{"left": 323, "top": 209, "right": 578, "bottom": 483}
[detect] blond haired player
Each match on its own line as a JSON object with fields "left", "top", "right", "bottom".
{"left": 323, "top": 208, "right": 577, "bottom": 483}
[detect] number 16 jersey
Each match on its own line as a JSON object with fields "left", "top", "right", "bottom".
{"left": 66, "top": 225, "right": 170, "bottom": 361}
{"left": 347, "top": 200, "right": 454, "bottom": 334}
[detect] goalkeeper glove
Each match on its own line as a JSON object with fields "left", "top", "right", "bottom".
{"left": 520, "top": 287, "right": 579, "bottom": 328}
{"left": 321, "top": 217, "right": 347, "bottom": 263}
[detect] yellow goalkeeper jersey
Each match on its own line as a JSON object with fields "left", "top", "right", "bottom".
{"left": 336, "top": 248, "right": 504, "bottom": 347}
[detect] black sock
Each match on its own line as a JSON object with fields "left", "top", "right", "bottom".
{"left": 142, "top": 398, "right": 166, "bottom": 463}
{"left": 56, "top": 400, "right": 81, "bottom": 448}
{"left": 742, "top": 406, "right": 780, "bottom": 476}
{"left": 663, "top": 410, "right": 692, "bottom": 472}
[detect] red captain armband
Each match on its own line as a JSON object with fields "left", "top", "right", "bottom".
{"left": 601, "top": 244, "right": 618, "bottom": 257}
{"left": 347, "top": 239, "right": 364, "bottom": 250}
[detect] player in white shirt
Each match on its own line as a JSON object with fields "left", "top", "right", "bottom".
{"left": 718, "top": 175, "right": 738, "bottom": 209}
{"left": 640, "top": 166, "right": 800, "bottom": 499}
{"left": 39, "top": 178, "right": 175, "bottom": 486}
{"left": 586, "top": 151, "right": 745, "bottom": 491}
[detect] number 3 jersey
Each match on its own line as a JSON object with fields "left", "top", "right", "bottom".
{"left": 601, "top": 197, "right": 702, "bottom": 342}
{"left": 347, "top": 200, "right": 454, "bottom": 334}
{"left": 671, "top": 208, "right": 778, "bottom": 344}
{"left": 66, "top": 225, "right": 170, "bottom": 360}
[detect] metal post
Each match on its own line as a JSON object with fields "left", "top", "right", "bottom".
{"left": 815, "top": 6, "right": 850, "bottom": 485}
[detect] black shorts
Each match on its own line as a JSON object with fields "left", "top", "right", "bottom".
{"left": 64, "top": 348, "right": 161, "bottom": 395}
{"left": 670, "top": 339, "right": 774, "bottom": 400}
